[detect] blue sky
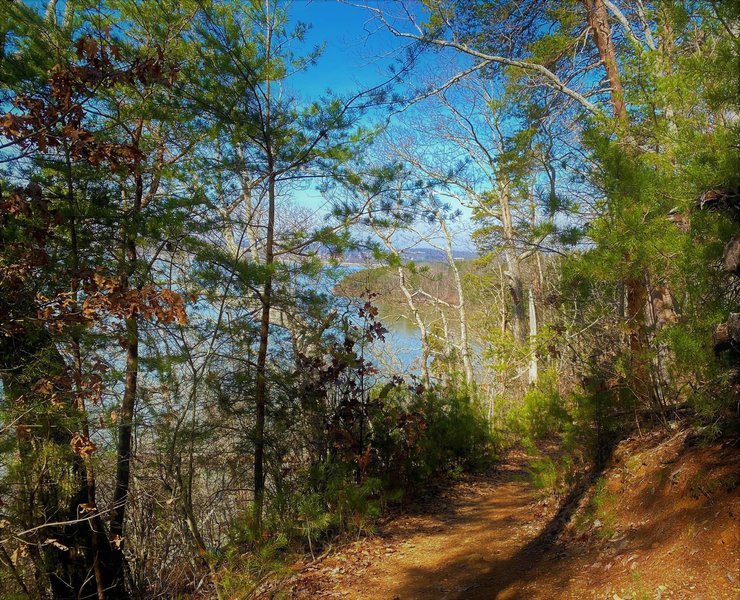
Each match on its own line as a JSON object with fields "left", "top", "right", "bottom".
{"left": 24, "top": 0, "right": 475, "bottom": 247}
{"left": 288, "top": 1, "right": 399, "bottom": 97}
{"left": 278, "top": 2, "right": 402, "bottom": 209}
{"left": 283, "top": 1, "right": 475, "bottom": 248}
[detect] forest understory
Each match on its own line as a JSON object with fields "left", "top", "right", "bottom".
{"left": 282, "top": 427, "right": 739, "bottom": 600}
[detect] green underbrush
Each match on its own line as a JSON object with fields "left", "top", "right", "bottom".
{"left": 215, "top": 382, "right": 495, "bottom": 596}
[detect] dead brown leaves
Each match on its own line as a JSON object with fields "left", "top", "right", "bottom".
{"left": 1, "top": 34, "right": 177, "bottom": 172}
{"left": 70, "top": 432, "right": 97, "bottom": 458}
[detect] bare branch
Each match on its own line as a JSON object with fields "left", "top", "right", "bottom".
{"left": 352, "top": 2, "right": 601, "bottom": 115}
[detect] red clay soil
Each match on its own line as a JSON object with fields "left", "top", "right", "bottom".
{"left": 282, "top": 430, "right": 739, "bottom": 600}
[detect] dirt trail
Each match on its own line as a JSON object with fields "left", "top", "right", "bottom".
{"left": 332, "top": 463, "right": 543, "bottom": 599}
{"left": 289, "top": 438, "right": 740, "bottom": 600}
{"left": 292, "top": 454, "right": 563, "bottom": 599}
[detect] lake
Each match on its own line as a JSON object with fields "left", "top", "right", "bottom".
{"left": 329, "top": 264, "right": 424, "bottom": 375}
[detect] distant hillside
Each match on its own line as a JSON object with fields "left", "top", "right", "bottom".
{"left": 318, "top": 246, "right": 477, "bottom": 264}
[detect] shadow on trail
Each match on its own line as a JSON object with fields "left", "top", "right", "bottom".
{"left": 391, "top": 442, "right": 618, "bottom": 600}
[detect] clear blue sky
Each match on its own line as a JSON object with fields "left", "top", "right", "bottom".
{"left": 288, "top": 0, "right": 401, "bottom": 98}
{"left": 281, "top": 2, "right": 399, "bottom": 210}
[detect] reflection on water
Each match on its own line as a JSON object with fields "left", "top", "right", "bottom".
{"left": 327, "top": 264, "right": 482, "bottom": 377}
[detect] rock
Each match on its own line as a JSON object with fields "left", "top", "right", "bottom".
{"left": 713, "top": 313, "right": 740, "bottom": 354}
{"left": 722, "top": 236, "right": 740, "bottom": 275}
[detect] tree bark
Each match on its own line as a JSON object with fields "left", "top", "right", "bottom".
{"left": 66, "top": 144, "right": 111, "bottom": 600}
{"left": 500, "top": 184, "right": 526, "bottom": 344}
{"left": 251, "top": 0, "right": 277, "bottom": 533}
{"left": 438, "top": 215, "right": 474, "bottom": 386}
{"left": 371, "top": 222, "right": 433, "bottom": 387}
{"left": 253, "top": 170, "right": 275, "bottom": 530}
{"left": 0, "top": 328, "right": 121, "bottom": 599}
{"left": 722, "top": 236, "right": 740, "bottom": 275}
{"left": 397, "top": 265, "right": 432, "bottom": 387}
{"left": 625, "top": 274, "right": 654, "bottom": 407}
{"left": 528, "top": 287, "right": 538, "bottom": 385}
{"left": 584, "top": 0, "right": 661, "bottom": 410}
{"left": 108, "top": 166, "right": 146, "bottom": 599}
{"left": 583, "top": 0, "right": 627, "bottom": 121}
{"left": 714, "top": 313, "right": 740, "bottom": 355}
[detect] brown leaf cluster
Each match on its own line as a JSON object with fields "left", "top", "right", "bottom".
{"left": 70, "top": 431, "right": 97, "bottom": 458}
{"left": 1, "top": 34, "right": 177, "bottom": 171}
{"left": 80, "top": 273, "right": 187, "bottom": 325}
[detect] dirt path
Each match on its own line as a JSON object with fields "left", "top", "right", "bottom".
{"left": 291, "top": 454, "right": 561, "bottom": 599}
{"left": 288, "top": 440, "right": 739, "bottom": 600}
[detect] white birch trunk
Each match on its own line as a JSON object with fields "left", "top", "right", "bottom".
{"left": 528, "top": 287, "right": 538, "bottom": 385}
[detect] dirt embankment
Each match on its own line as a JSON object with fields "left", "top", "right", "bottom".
{"left": 282, "top": 428, "right": 739, "bottom": 600}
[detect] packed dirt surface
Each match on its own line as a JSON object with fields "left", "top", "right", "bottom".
{"left": 283, "top": 430, "right": 740, "bottom": 600}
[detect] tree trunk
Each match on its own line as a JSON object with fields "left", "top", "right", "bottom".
{"left": 66, "top": 141, "right": 111, "bottom": 600}
{"left": 657, "top": 3, "right": 678, "bottom": 137}
{"left": 107, "top": 317, "right": 136, "bottom": 597}
{"left": 438, "top": 215, "right": 474, "bottom": 386}
{"left": 252, "top": 2, "right": 276, "bottom": 532}
{"left": 500, "top": 185, "right": 526, "bottom": 344}
{"left": 584, "top": 0, "right": 660, "bottom": 410}
{"left": 625, "top": 275, "right": 655, "bottom": 407}
{"left": 108, "top": 169, "right": 146, "bottom": 599}
{"left": 235, "top": 145, "right": 261, "bottom": 263}
{"left": 713, "top": 313, "right": 740, "bottom": 355}
{"left": 254, "top": 167, "right": 275, "bottom": 530}
{"left": 722, "top": 236, "right": 740, "bottom": 275}
{"left": 397, "top": 265, "right": 432, "bottom": 387}
{"left": 528, "top": 287, "right": 538, "bottom": 385}
{"left": 583, "top": 0, "right": 627, "bottom": 121}
{"left": 1, "top": 329, "right": 121, "bottom": 599}
{"left": 372, "top": 223, "right": 433, "bottom": 386}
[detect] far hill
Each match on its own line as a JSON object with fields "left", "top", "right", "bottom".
{"left": 317, "top": 246, "right": 477, "bottom": 265}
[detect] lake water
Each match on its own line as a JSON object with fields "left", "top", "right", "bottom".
{"left": 369, "top": 314, "right": 425, "bottom": 375}
{"left": 327, "top": 264, "right": 485, "bottom": 379}
{"left": 329, "top": 265, "right": 424, "bottom": 375}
